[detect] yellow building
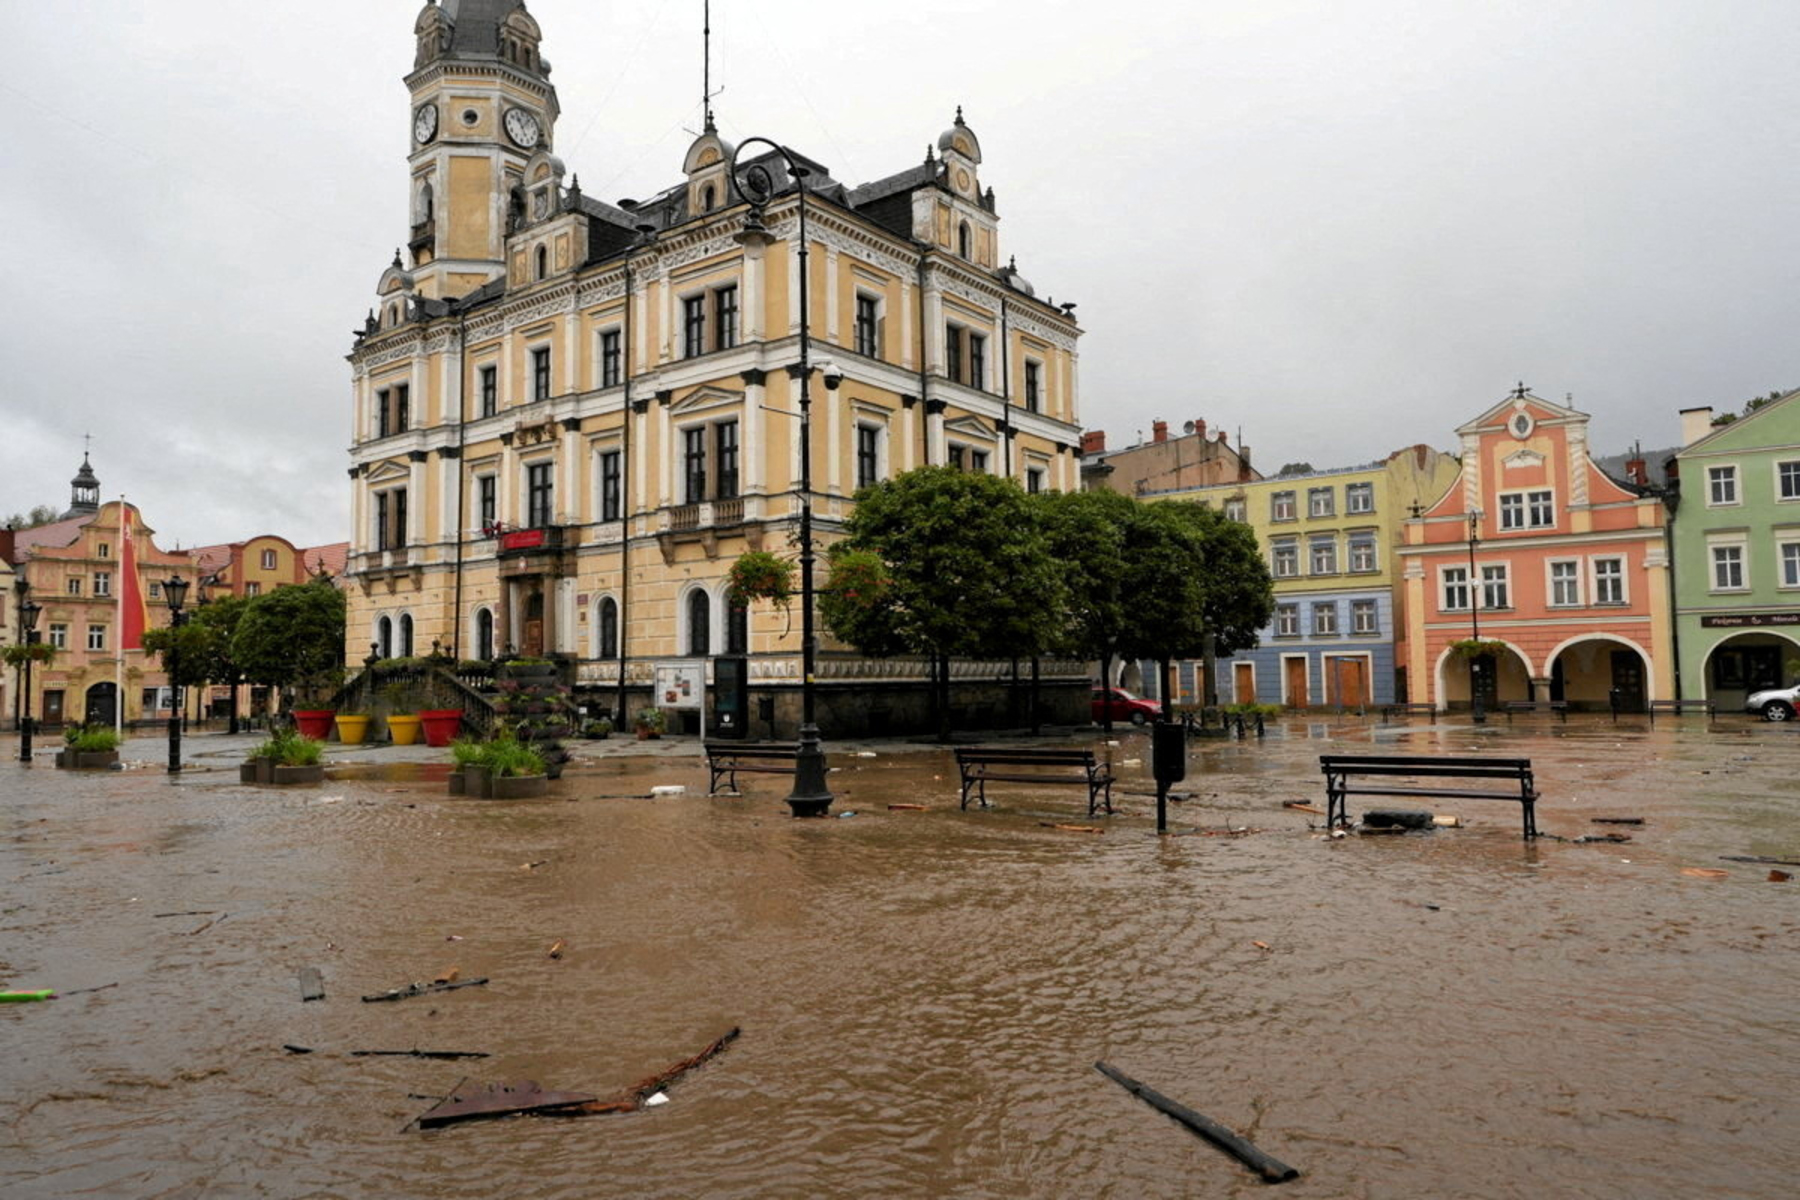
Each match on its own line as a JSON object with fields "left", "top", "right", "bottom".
{"left": 346, "top": 2, "right": 1087, "bottom": 733}
{"left": 1146, "top": 445, "right": 1461, "bottom": 707}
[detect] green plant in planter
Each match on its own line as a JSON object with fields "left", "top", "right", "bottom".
{"left": 66, "top": 725, "right": 122, "bottom": 753}
{"left": 1, "top": 642, "right": 57, "bottom": 668}
{"left": 582, "top": 717, "right": 613, "bottom": 739}
{"left": 1448, "top": 637, "right": 1509, "bottom": 660}
{"left": 634, "top": 707, "right": 667, "bottom": 734}
{"left": 249, "top": 728, "right": 323, "bottom": 766}
{"left": 449, "top": 737, "right": 487, "bottom": 768}
{"left": 1222, "top": 701, "right": 1283, "bottom": 718}
{"left": 727, "top": 550, "right": 796, "bottom": 610}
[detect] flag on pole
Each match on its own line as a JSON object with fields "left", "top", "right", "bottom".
{"left": 118, "top": 502, "right": 149, "bottom": 651}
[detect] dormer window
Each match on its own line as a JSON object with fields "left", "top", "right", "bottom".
{"left": 701, "top": 184, "right": 716, "bottom": 212}
{"left": 536, "top": 245, "right": 548, "bottom": 281}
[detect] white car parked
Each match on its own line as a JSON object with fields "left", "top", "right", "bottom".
{"left": 1745, "top": 682, "right": 1799, "bottom": 722}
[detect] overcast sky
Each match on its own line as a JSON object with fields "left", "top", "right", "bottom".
{"left": 4, "top": 0, "right": 1797, "bottom": 547}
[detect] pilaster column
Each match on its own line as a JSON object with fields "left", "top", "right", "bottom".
{"left": 559, "top": 418, "right": 581, "bottom": 523}
{"left": 742, "top": 369, "right": 767, "bottom": 494}
{"left": 438, "top": 447, "right": 460, "bottom": 542}
{"left": 901, "top": 396, "right": 919, "bottom": 471}
{"left": 825, "top": 245, "right": 840, "bottom": 344}
{"left": 923, "top": 287, "right": 944, "bottom": 373}
{"left": 657, "top": 391, "right": 675, "bottom": 507}
{"left": 899, "top": 280, "right": 914, "bottom": 370}
{"left": 743, "top": 241, "right": 766, "bottom": 342}
{"left": 499, "top": 434, "right": 517, "bottom": 525}
{"left": 925, "top": 398, "right": 947, "bottom": 466}
{"left": 631, "top": 400, "right": 649, "bottom": 513}
{"left": 407, "top": 450, "right": 428, "bottom": 544}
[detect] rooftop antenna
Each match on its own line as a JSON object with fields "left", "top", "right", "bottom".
{"left": 701, "top": 0, "right": 722, "bottom": 131}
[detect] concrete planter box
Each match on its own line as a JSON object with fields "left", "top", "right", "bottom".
{"left": 272, "top": 764, "right": 326, "bottom": 785}
{"left": 489, "top": 773, "right": 548, "bottom": 799}
{"left": 57, "top": 750, "right": 120, "bottom": 770}
{"left": 241, "top": 759, "right": 274, "bottom": 784}
{"left": 453, "top": 765, "right": 493, "bottom": 799}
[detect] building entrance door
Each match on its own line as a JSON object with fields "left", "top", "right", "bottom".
{"left": 1284, "top": 657, "right": 1309, "bottom": 708}
{"left": 43, "top": 690, "right": 64, "bottom": 725}
{"left": 523, "top": 591, "right": 545, "bottom": 657}
{"left": 1328, "top": 657, "right": 1368, "bottom": 708}
{"left": 1234, "top": 662, "right": 1257, "bottom": 704}
{"left": 1610, "top": 650, "right": 1646, "bottom": 713}
{"left": 85, "top": 682, "right": 118, "bottom": 727}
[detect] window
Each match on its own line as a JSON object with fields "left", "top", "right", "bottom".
{"left": 958, "top": 220, "right": 972, "bottom": 259}
{"left": 67, "top": 577, "right": 82, "bottom": 595}
{"left": 1708, "top": 465, "right": 1738, "bottom": 506}
{"left": 480, "top": 365, "right": 498, "bottom": 416}
{"left": 1351, "top": 599, "right": 1378, "bottom": 634}
{"left": 475, "top": 608, "right": 494, "bottom": 661}
{"left": 399, "top": 613, "right": 414, "bottom": 658}
{"left": 532, "top": 347, "right": 551, "bottom": 401}
{"left": 1593, "top": 557, "right": 1625, "bottom": 604}
{"left": 1271, "top": 491, "right": 1296, "bottom": 522}
{"left": 726, "top": 599, "right": 749, "bottom": 655}
{"left": 1275, "top": 604, "right": 1299, "bottom": 637}
{"left": 376, "top": 615, "right": 393, "bottom": 659}
{"left": 969, "top": 449, "right": 989, "bottom": 474}
{"left": 526, "top": 461, "right": 554, "bottom": 527}
{"left": 1441, "top": 566, "right": 1469, "bottom": 611}
{"left": 376, "top": 388, "right": 390, "bottom": 438}
{"left": 1346, "top": 482, "right": 1374, "bottom": 514}
{"left": 1711, "top": 544, "right": 1745, "bottom": 590}
{"left": 1310, "top": 537, "right": 1337, "bottom": 575}
{"left": 687, "top": 589, "right": 711, "bottom": 657}
{"left": 477, "top": 475, "right": 497, "bottom": 529}
{"left": 598, "top": 597, "right": 618, "bottom": 659}
{"left": 855, "top": 294, "right": 881, "bottom": 358}
{"left": 1024, "top": 360, "right": 1041, "bottom": 412}
{"left": 1308, "top": 487, "right": 1334, "bottom": 518}
{"left": 1271, "top": 541, "right": 1298, "bottom": 578}
{"left": 393, "top": 384, "right": 410, "bottom": 432}
{"left": 714, "top": 285, "right": 738, "bottom": 351}
{"left": 715, "top": 420, "right": 739, "bottom": 500}
{"left": 968, "top": 333, "right": 986, "bottom": 390}
{"left": 1782, "top": 542, "right": 1800, "bottom": 588}
{"left": 375, "top": 488, "right": 408, "bottom": 550}
{"left": 148, "top": 582, "right": 161, "bottom": 600}
{"left": 684, "top": 295, "right": 707, "bottom": 358}
{"left": 1780, "top": 461, "right": 1800, "bottom": 501}
{"left": 87, "top": 624, "right": 106, "bottom": 652}
{"left": 857, "top": 425, "right": 881, "bottom": 490}
{"left": 245, "top": 582, "right": 261, "bottom": 597}
{"left": 48, "top": 623, "right": 68, "bottom": 649}
{"left": 96, "top": 543, "right": 110, "bottom": 559}
{"left": 684, "top": 427, "right": 707, "bottom": 503}
{"left": 1313, "top": 603, "right": 1338, "bottom": 636}
{"left": 261, "top": 549, "right": 277, "bottom": 570}
{"left": 1500, "top": 489, "right": 1554, "bottom": 530}
{"left": 600, "top": 331, "right": 622, "bottom": 388}
{"left": 1224, "top": 499, "right": 1246, "bottom": 522}
{"left": 948, "top": 445, "right": 964, "bottom": 471}
{"left": 1026, "top": 467, "right": 1045, "bottom": 494}
{"left": 93, "top": 572, "right": 111, "bottom": 597}
{"left": 1550, "top": 560, "right": 1581, "bottom": 607}
{"left": 1481, "top": 564, "right": 1510, "bottom": 610}
{"left": 535, "top": 245, "right": 548, "bottom": 280}
{"left": 600, "top": 452, "right": 621, "bottom": 521}
{"left": 1499, "top": 493, "right": 1522, "bottom": 529}
{"left": 1349, "top": 537, "right": 1376, "bottom": 573}
{"left": 945, "top": 326, "right": 963, "bottom": 383}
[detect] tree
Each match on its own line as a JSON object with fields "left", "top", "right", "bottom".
{"left": 143, "top": 594, "right": 252, "bottom": 731}
{"left": 820, "top": 467, "right": 1066, "bottom": 738}
{"left": 1033, "top": 488, "right": 1134, "bottom": 729}
{"left": 231, "top": 581, "right": 347, "bottom": 708}
{"left": 2, "top": 505, "right": 59, "bottom": 530}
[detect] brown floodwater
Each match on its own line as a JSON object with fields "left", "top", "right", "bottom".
{"left": 3, "top": 717, "right": 1798, "bottom": 1199}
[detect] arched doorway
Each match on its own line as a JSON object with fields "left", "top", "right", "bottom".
{"left": 376, "top": 615, "right": 393, "bottom": 660}
{"left": 399, "top": 613, "right": 414, "bottom": 659}
{"left": 1701, "top": 632, "right": 1798, "bottom": 712}
{"left": 597, "top": 597, "right": 618, "bottom": 659}
{"left": 687, "top": 590, "right": 711, "bottom": 658}
{"left": 1436, "top": 643, "right": 1532, "bottom": 711}
{"left": 475, "top": 608, "right": 494, "bottom": 662}
{"left": 85, "top": 681, "right": 118, "bottom": 727}
{"left": 523, "top": 590, "right": 545, "bottom": 656}
{"left": 1546, "top": 636, "right": 1651, "bottom": 712}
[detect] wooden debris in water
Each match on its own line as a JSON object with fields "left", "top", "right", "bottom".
{"left": 1038, "top": 823, "right": 1105, "bottom": 834}
{"left": 362, "top": 977, "right": 489, "bottom": 1003}
{"left": 547, "top": 939, "right": 567, "bottom": 959}
{"left": 1680, "top": 868, "right": 1729, "bottom": 880}
{"left": 298, "top": 967, "right": 326, "bottom": 1002}
{"left": 1094, "top": 1061, "right": 1300, "bottom": 1184}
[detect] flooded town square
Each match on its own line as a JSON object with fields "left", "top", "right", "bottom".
{"left": 3, "top": 715, "right": 1797, "bottom": 1199}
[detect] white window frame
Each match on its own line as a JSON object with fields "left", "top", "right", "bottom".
{"left": 1271, "top": 491, "right": 1296, "bottom": 522}
{"left": 853, "top": 289, "right": 885, "bottom": 360}
{"left": 1350, "top": 598, "right": 1378, "bottom": 634}
{"left": 1777, "top": 459, "right": 1800, "bottom": 503}
{"left": 1348, "top": 535, "right": 1377, "bottom": 573}
{"left": 1706, "top": 463, "right": 1740, "bottom": 507}
{"left": 1022, "top": 355, "right": 1045, "bottom": 413}
{"left": 93, "top": 571, "right": 111, "bottom": 597}
{"left": 528, "top": 341, "right": 553, "bottom": 402}
{"left": 260, "top": 549, "right": 277, "bottom": 570}
{"left": 1223, "top": 499, "right": 1246, "bottom": 522}
{"left": 1274, "top": 603, "right": 1300, "bottom": 637}
{"left": 1498, "top": 487, "right": 1555, "bottom": 531}
{"left": 596, "top": 325, "right": 624, "bottom": 389}
{"left": 855, "top": 420, "right": 889, "bottom": 490}
{"left": 520, "top": 454, "right": 556, "bottom": 527}
{"left": 1779, "top": 538, "right": 1800, "bottom": 590}
{"left": 87, "top": 624, "right": 107, "bottom": 652}
{"left": 1708, "top": 538, "right": 1748, "bottom": 592}
{"left": 1439, "top": 564, "right": 1470, "bottom": 612}
{"left": 48, "top": 623, "right": 68, "bottom": 649}
{"left": 1309, "top": 537, "right": 1338, "bottom": 576}
{"left": 1308, "top": 487, "right": 1335, "bottom": 518}
{"left": 1271, "top": 540, "right": 1299, "bottom": 579}
{"left": 1481, "top": 563, "right": 1511, "bottom": 610}
{"left": 591, "top": 444, "right": 622, "bottom": 524}
{"left": 1547, "top": 558, "right": 1583, "bottom": 608}
{"left": 1345, "top": 482, "right": 1374, "bottom": 514}
{"left": 590, "top": 591, "right": 622, "bottom": 660}
{"left": 1591, "top": 555, "right": 1627, "bottom": 606}
{"left": 677, "top": 582, "right": 723, "bottom": 657}
{"left": 1025, "top": 465, "right": 1046, "bottom": 494}
{"left": 1312, "top": 602, "right": 1338, "bottom": 636}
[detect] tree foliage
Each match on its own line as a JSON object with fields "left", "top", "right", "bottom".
{"left": 2, "top": 505, "right": 59, "bottom": 530}
{"left": 1032, "top": 488, "right": 1134, "bottom": 661}
{"left": 230, "top": 581, "right": 347, "bottom": 702}
{"left": 143, "top": 594, "right": 250, "bottom": 690}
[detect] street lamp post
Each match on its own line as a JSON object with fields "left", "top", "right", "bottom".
{"left": 1467, "top": 509, "right": 1485, "bottom": 724}
{"left": 16, "top": 580, "right": 41, "bottom": 763}
{"left": 164, "top": 574, "right": 190, "bottom": 774}
{"left": 729, "top": 136, "right": 833, "bottom": 817}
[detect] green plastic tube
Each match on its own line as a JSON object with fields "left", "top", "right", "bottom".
{"left": 0, "top": 990, "right": 57, "bottom": 1003}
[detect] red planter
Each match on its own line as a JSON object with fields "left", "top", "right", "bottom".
{"left": 420, "top": 709, "right": 464, "bottom": 747}
{"left": 292, "top": 710, "right": 335, "bottom": 740}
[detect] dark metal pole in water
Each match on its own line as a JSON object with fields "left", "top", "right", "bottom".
{"left": 1095, "top": 1061, "right": 1300, "bottom": 1184}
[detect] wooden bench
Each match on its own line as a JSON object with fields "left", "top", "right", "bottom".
{"left": 704, "top": 742, "right": 798, "bottom": 794}
{"left": 955, "top": 747, "right": 1115, "bottom": 816}
{"left": 1503, "top": 700, "right": 1568, "bottom": 723}
{"left": 1319, "top": 754, "right": 1540, "bottom": 839}
{"left": 1648, "top": 699, "right": 1715, "bottom": 722}
{"left": 1379, "top": 703, "right": 1438, "bottom": 724}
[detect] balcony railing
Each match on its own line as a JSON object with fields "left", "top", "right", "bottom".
{"left": 713, "top": 497, "right": 744, "bottom": 525}
{"left": 670, "top": 505, "right": 701, "bottom": 532}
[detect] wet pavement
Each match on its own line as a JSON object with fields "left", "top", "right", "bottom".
{"left": 2, "top": 715, "right": 1797, "bottom": 1198}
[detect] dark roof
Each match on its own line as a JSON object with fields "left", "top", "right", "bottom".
{"left": 442, "top": 0, "right": 525, "bottom": 59}
{"left": 847, "top": 163, "right": 936, "bottom": 209}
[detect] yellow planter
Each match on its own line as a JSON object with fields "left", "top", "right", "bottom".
{"left": 388, "top": 714, "right": 423, "bottom": 746}
{"left": 334, "top": 714, "right": 371, "bottom": 745}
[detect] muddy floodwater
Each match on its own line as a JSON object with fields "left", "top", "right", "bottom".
{"left": 3, "top": 717, "right": 1798, "bottom": 1199}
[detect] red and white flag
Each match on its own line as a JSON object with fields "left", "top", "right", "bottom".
{"left": 118, "top": 503, "right": 148, "bottom": 652}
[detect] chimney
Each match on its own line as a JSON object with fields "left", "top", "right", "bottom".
{"left": 1195, "top": 419, "right": 1207, "bottom": 441}
{"left": 1679, "top": 406, "right": 1714, "bottom": 446}
{"left": 1080, "top": 430, "right": 1106, "bottom": 455}
{"left": 1664, "top": 457, "right": 1680, "bottom": 485}
{"left": 1216, "top": 429, "right": 1229, "bottom": 444}
{"left": 1626, "top": 456, "right": 1648, "bottom": 486}
{"left": 1237, "top": 443, "right": 1252, "bottom": 481}
{"left": 1152, "top": 420, "right": 1169, "bottom": 444}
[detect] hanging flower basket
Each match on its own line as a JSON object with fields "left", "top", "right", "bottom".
{"left": 1, "top": 642, "right": 56, "bottom": 668}
{"left": 1448, "top": 638, "right": 1508, "bottom": 660}
{"left": 726, "top": 551, "right": 796, "bottom": 610}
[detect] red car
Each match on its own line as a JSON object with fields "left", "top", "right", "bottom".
{"left": 1091, "top": 687, "right": 1162, "bottom": 725}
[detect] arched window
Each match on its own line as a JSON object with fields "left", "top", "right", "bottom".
{"left": 687, "top": 589, "right": 711, "bottom": 657}
{"left": 399, "top": 613, "right": 414, "bottom": 658}
{"left": 475, "top": 608, "right": 494, "bottom": 661}
{"left": 726, "top": 599, "right": 748, "bottom": 655}
{"left": 535, "top": 245, "right": 548, "bottom": 280}
{"left": 958, "top": 221, "right": 972, "bottom": 260}
{"left": 701, "top": 184, "right": 716, "bottom": 212}
{"left": 598, "top": 597, "right": 618, "bottom": 659}
{"left": 377, "top": 615, "right": 393, "bottom": 660}
{"left": 418, "top": 181, "right": 434, "bottom": 224}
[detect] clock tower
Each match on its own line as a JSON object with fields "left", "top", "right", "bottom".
{"left": 403, "top": 0, "right": 559, "bottom": 301}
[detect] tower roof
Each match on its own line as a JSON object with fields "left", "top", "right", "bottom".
{"left": 65, "top": 452, "right": 100, "bottom": 518}
{"left": 442, "top": 0, "right": 526, "bottom": 57}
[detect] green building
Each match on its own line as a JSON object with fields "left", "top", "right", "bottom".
{"left": 1671, "top": 391, "right": 1800, "bottom": 710}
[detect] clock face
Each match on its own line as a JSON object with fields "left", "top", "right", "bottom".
{"left": 504, "top": 107, "right": 541, "bottom": 149}
{"left": 414, "top": 104, "right": 438, "bottom": 145}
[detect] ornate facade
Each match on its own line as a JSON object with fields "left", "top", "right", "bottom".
{"left": 346, "top": 1, "right": 1088, "bottom": 733}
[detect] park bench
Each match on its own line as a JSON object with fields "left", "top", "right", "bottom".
{"left": 1648, "top": 699, "right": 1715, "bottom": 722}
{"left": 704, "top": 742, "right": 798, "bottom": 794}
{"left": 1503, "top": 700, "right": 1568, "bottom": 723}
{"left": 955, "top": 747, "right": 1115, "bottom": 816}
{"left": 1319, "top": 753, "right": 1540, "bottom": 839}
{"left": 1379, "top": 703, "right": 1437, "bottom": 724}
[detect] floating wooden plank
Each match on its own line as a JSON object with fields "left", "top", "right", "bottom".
{"left": 298, "top": 967, "right": 326, "bottom": 1002}
{"left": 1681, "top": 868, "right": 1729, "bottom": 880}
{"left": 415, "top": 1079, "right": 598, "bottom": 1129}
{"left": 556, "top": 1027, "right": 743, "bottom": 1116}
{"left": 1721, "top": 855, "right": 1800, "bottom": 867}
{"left": 1038, "top": 823, "right": 1105, "bottom": 834}
{"left": 887, "top": 803, "right": 929, "bottom": 811}
{"left": 352, "top": 1049, "right": 490, "bottom": 1060}
{"left": 362, "top": 977, "right": 489, "bottom": 1003}
{"left": 1592, "top": 818, "right": 1645, "bottom": 826}
{"left": 1095, "top": 1061, "right": 1300, "bottom": 1184}
{"left": 1281, "top": 801, "right": 1326, "bottom": 815}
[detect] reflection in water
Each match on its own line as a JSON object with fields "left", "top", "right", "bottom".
{"left": 2, "top": 719, "right": 1797, "bottom": 1199}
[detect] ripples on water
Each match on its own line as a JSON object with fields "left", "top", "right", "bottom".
{"left": 2, "top": 720, "right": 1797, "bottom": 1198}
